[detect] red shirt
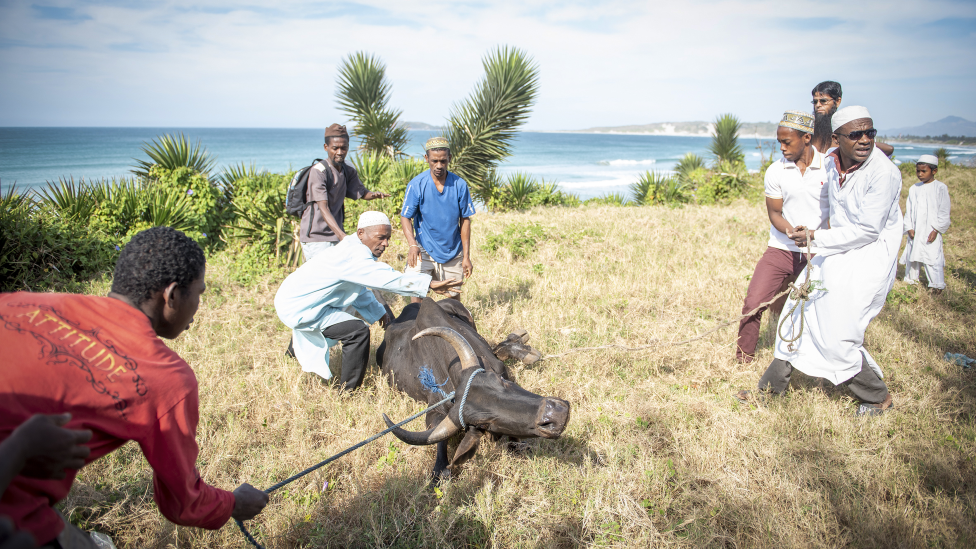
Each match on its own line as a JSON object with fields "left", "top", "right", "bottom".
{"left": 0, "top": 293, "right": 234, "bottom": 543}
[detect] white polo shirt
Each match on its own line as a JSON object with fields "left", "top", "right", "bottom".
{"left": 764, "top": 148, "right": 830, "bottom": 252}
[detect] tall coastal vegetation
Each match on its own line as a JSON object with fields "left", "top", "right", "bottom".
{"left": 3, "top": 56, "right": 772, "bottom": 293}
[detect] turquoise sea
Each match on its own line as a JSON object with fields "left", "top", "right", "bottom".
{"left": 1, "top": 128, "right": 972, "bottom": 200}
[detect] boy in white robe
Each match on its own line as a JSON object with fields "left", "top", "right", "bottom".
{"left": 275, "top": 212, "right": 461, "bottom": 391}
{"left": 900, "top": 154, "right": 951, "bottom": 293}
{"left": 737, "top": 106, "right": 901, "bottom": 416}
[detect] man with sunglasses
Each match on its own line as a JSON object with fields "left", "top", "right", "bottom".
{"left": 811, "top": 81, "right": 893, "bottom": 157}
{"left": 738, "top": 106, "right": 902, "bottom": 416}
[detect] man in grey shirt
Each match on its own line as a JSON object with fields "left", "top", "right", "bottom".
{"left": 300, "top": 124, "right": 389, "bottom": 261}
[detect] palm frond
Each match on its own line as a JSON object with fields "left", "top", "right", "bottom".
{"left": 1, "top": 183, "right": 35, "bottom": 215}
{"left": 335, "top": 52, "right": 409, "bottom": 157}
{"left": 38, "top": 177, "right": 100, "bottom": 221}
{"left": 502, "top": 172, "right": 538, "bottom": 210}
{"left": 351, "top": 152, "right": 391, "bottom": 189}
{"left": 444, "top": 46, "right": 540, "bottom": 194}
{"left": 629, "top": 171, "right": 662, "bottom": 206}
{"left": 142, "top": 186, "right": 195, "bottom": 232}
{"left": 469, "top": 167, "right": 503, "bottom": 210}
{"left": 933, "top": 147, "right": 951, "bottom": 168}
{"left": 218, "top": 162, "right": 263, "bottom": 189}
{"left": 709, "top": 114, "right": 744, "bottom": 166}
{"left": 131, "top": 133, "right": 218, "bottom": 178}
{"left": 674, "top": 153, "right": 706, "bottom": 183}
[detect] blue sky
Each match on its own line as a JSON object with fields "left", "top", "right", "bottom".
{"left": 1, "top": 0, "right": 974, "bottom": 130}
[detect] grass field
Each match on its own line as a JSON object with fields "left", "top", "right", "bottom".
{"left": 65, "top": 167, "right": 976, "bottom": 548}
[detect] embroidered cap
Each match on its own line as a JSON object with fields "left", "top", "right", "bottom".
{"left": 357, "top": 211, "right": 391, "bottom": 229}
{"left": 424, "top": 136, "right": 450, "bottom": 152}
{"left": 917, "top": 154, "right": 939, "bottom": 166}
{"left": 779, "top": 110, "right": 815, "bottom": 134}
{"left": 831, "top": 106, "right": 872, "bottom": 132}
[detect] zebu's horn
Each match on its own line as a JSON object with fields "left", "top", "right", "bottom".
{"left": 412, "top": 327, "right": 480, "bottom": 370}
{"left": 383, "top": 414, "right": 459, "bottom": 445}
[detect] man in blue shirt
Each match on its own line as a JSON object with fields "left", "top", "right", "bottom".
{"left": 400, "top": 137, "right": 477, "bottom": 304}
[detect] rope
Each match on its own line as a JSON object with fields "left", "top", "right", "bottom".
{"left": 543, "top": 237, "right": 817, "bottom": 360}
{"left": 236, "top": 391, "right": 456, "bottom": 548}
{"left": 457, "top": 368, "right": 484, "bottom": 430}
{"left": 776, "top": 238, "right": 815, "bottom": 351}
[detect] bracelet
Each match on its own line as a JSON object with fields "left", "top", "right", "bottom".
{"left": 409, "top": 245, "right": 420, "bottom": 249}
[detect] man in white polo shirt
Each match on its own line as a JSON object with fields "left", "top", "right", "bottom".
{"left": 735, "top": 110, "right": 828, "bottom": 363}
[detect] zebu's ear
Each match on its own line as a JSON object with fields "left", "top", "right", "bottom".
{"left": 412, "top": 327, "right": 481, "bottom": 370}
{"left": 448, "top": 428, "right": 485, "bottom": 471}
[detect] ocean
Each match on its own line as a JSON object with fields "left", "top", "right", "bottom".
{"left": 1, "top": 128, "right": 972, "bottom": 200}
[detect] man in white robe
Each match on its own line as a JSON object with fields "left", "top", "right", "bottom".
{"left": 901, "top": 154, "right": 951, "bottom": 292}
{"left": 275, "top": 211, "right": 462, "bottom": 391}
{"left": 739, "top": 106, "right": 901, "bottom": 416}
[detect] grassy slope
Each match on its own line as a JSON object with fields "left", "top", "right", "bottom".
{"left": 66, "top": 168, "right": 976, "bottom": 548}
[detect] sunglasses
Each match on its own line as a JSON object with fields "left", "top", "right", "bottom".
{"left": 811, "top": 98, "right": 834, "bottom": 105}
{"left": 837, "top": 128, "right": 878, "bottom": 141}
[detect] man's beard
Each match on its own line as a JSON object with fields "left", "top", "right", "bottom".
{"left": 814, "top": 111, "right": 833, "bottom": 138}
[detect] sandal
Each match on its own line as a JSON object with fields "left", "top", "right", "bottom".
{"left": 855, "top": 394, "right": 893, "bottom": 417}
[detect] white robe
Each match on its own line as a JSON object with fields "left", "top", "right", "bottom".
{"left": 274, "top": 235, "right": 432, "bottom": 379}
{"left": 900, "top": 180, "right": 951, "bottom": 266}
{"left": 774, "top": 147, "right": 903, "bottom": 384}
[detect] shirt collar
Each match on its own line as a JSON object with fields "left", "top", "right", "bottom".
{"left": 828, "top": 148, "right": 866, "bottom": 185}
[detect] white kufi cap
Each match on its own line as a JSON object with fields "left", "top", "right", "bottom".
{"left": 831, "top": 106, "right": 872, "bottom": 132}
{"left": 357, "top": 211, "right": 391, "bottom": 229}
{"left": 917, "top": 154, "right": 939, "bottom": 166}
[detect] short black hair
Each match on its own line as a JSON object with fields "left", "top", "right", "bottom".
{"left": 111, "top": 227, "right": 205, "bottom": 305}
{"left": 425, "top": 147, "right": 450, "bottom": 155}
{"left": 917, "top": 162, "right": 938, "bottom": 170}
{"left": 812, "top": 81, "right": 842, "bottom": 101}
{"left": 325, "top": 135, "right": 350, "bottom": 146}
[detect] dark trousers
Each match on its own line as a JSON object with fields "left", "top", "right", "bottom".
{"left": 321, "top": 320, "right": 371, "bottom": 391}
{"left": 736, "top": 247, "right": 807, "bottom": 361}
{"left": 757, "top": 357, "right": 889, "bottom": 404}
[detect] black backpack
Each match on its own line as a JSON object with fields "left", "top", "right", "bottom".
{"left": 285, "top": 159, "right": 350, "bottom": 218}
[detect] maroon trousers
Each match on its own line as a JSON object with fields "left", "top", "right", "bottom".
{"left": 736, "top": 247, "right": 807, "bottom": 362}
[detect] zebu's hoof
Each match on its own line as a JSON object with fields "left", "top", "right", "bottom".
{"left": 493, "top": 330, "right": 542, "bottom": 365}
{"left": 511, "top": 328, "right": 529, "bottom": 345}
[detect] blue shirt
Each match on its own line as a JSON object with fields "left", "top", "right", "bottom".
{"left": 400, "top": 170, "right": 476, "bottom": 264}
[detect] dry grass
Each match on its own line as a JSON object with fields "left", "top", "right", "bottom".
{"left": 65, "top": 167, "right": 976, "bottom": 548}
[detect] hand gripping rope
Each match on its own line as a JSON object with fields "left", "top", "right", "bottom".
{"left": 236, "top": 370, "right": 483, "bottom": 548}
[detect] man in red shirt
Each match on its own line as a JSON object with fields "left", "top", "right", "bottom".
{"left": 0, "top": 227, "right": 268, "bottom": 546}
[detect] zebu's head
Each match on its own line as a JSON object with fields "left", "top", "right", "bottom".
{"left": 383, "top": 326, "right": 570, "bottom": 454}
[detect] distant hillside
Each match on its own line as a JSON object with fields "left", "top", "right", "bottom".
{"left": 402, "top": 121, "right": 445, "bottom": 131}
{"left": 882, "top": 116, "right": 976, "bottom": 138}
{"left": 569, "top": 121, "right": 778, "bottom": 137}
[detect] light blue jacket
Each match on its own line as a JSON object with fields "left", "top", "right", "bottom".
{"left": 274, "top": 234, "right": 431, "bottom": 379}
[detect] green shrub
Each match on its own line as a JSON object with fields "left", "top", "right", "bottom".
{"left": 696, "top": 160, "right": 749, "bottom": 205}
{"left": 484, "top": 222, "right": 547, "bottom": 260}
{"left": 225, "top": 172, "right": 301, "bottom": 267}
{"left": 0, "top": 185, "right": 117, "bottom": 292}
{"left": 629, "top": 171, "right": 691, "bottom": 207}
{"left": 584, "top": 193, "right": 629, "bottom": 206}
{"left": 147, "top": 166, "right": 228, "bottom": 244}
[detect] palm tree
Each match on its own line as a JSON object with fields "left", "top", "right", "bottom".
{"left": 444, "top": 46, "right": 540, "bottom": 196}
{"left": 130, "top": 133, "right": 217, "bottom": 178}
{"left": 335, "top": 52, "right": 409, "bottom": 158}
{"left": 709, "top": 114, "right": 744, "bottom": 166}
{"left": 933, "top": 147, "right": 951, "bottom": 169}
{"left": 673, "top": 153, "right": 706, "bottom": 183}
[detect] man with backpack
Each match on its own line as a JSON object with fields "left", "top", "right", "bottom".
{"left": 298, "top": 124, "right": 389, "bottom": 262}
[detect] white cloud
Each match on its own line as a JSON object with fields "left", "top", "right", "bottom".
{"left": 1, "top": 0, "right": 973, "bottom": 129}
